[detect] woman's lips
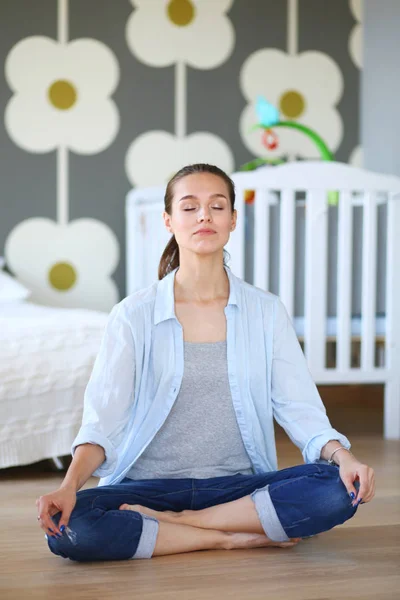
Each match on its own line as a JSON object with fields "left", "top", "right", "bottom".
{"left": 195, "top": 229, "right": 216, "bottom": 235}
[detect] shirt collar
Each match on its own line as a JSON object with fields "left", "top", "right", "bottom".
{"left": 154, "top": 266, "right": 240, "bottom": 325}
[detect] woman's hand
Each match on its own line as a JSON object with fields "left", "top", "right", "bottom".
{"left": 337, "top": 454, "right": 375, "bottom": 507}
{"left": 36, "top": 485, "right": 76, "bottom": 538}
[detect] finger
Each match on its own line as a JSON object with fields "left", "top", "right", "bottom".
{"left": 362, "top": 484, "right": 376, "bottom": 503}
{"left": 341, "top": 475, "right": 358, "bottom": 501}
{"left": 38, "top": 513, "right": 60, "bottom": 538}
{"left": 361, "top": 484, "right": 373, "bottom": 502}
{"left": 58, "top": 508, "right": 73, "bottom": 532}
{"left": 356, "top": 471, "right": 372, "bottom": 504}
{"left": 37, "top": 504, "right": 62, "bottom": 537}
{"left": 40, "top": 513, "right": 61, "bottom": 537}
{"left": 370, "top": 479, "right": 376, "bottom": 501}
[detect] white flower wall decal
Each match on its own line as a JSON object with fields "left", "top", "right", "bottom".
{"left": 125, "top": 131, "right": 234, "bottom": 187}
{"left": 125, "top": 0, "right": 235, "bottom": 186}
{"left": 5, "top": 219, "right": 119, "bottom": 312}
{"left": 3, "top": 0, "right": 121, "bottom": 311}
{"left": 126, "top": 0, "right": 234, "bottom": 69}
{"left": 349, "top": 145, "right": 363, "bottom": 168}
{"left": 5, "top": 36, "right": 119, "bottom": 154}
{"left": 349, "top": 0, "right": 363, "bottom": 69}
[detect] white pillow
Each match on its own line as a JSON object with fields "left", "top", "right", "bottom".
{"left": 0, "top": 266, "right": 31, "bottom": 303}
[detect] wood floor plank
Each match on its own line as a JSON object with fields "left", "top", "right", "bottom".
{"left": 1, "top": 435, "right": 399, "bottom": 600}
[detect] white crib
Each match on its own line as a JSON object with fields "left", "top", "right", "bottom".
{"left": 126, "top": 161, "right": 400, "bottom": 440}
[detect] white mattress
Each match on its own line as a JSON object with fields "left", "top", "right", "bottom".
{"left": 294, "top": 315, "right": 386, "bottom": 338}
{"left": 0, "top": 301, "right": 108, "bottom": 469}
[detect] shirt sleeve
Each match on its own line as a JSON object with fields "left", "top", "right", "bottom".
{"left": 270, "top": 298, "right": 351, "bottom": 463}
{"left": 71, "top": 301, "right": 136, "bottom": 478}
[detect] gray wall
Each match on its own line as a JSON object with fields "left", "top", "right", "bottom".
{"left": 362, "top": 0, "right": 400, "bottom": 177}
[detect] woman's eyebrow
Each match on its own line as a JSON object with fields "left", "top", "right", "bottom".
{"left": 210, "top": 193, "right": 228, "bottom": 200}
{"left": 178, "top": 193, "right": 227, "bottom": 202}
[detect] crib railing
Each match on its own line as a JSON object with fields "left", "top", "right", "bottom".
{"left": 226, "top": 185, "right": 386, "bottom": 380}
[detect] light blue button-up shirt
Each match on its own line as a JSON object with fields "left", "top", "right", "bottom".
{"left": 71, "top": 266, "right": 350, "bottom": 487}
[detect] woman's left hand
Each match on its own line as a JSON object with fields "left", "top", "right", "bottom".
{"left": 338, "top": 454, "right": 375, "bottom": 507}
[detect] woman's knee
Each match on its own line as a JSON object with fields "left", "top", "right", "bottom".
{"left": 47, "top": 513, "right": 121, "bottom": 562}
{"left": 45, "top": 495, "right": 105, "bottom": 561}
{"left": 46, "top": 507, "right": 145, "bottom": 562}
{"left": 47, "top": 525, "right": 103, "bottom": 562}
{"left": 46, "top": 510, "right": 99, "bottom": 561}
{"left": 321, "top": 467, "right": 360, "bottom": 524}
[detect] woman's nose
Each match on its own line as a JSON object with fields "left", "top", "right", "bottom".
{"left": 198, "top": 209, "right": 212, "bottom": 222}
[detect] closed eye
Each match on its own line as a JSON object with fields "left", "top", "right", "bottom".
{"left": 183, "top": 207, "right": 224, "bottom": 211}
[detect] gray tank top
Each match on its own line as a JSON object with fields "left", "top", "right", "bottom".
{"left": 126, "top": 340, "right": 253, "bottom": 480}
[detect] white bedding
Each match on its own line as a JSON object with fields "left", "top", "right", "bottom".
{"left": 0, "top": 301, "right": 108, "bottom": 469}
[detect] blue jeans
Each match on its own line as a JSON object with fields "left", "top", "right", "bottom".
{"left": 47, "top": 463, "right": 359, "bottom": 562}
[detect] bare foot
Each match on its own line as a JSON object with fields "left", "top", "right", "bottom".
{"left": 119, "top": 503, "right": 180, "bottom": 524}
{"left": 223, "top": 532, "right": 301, "bottom": 550}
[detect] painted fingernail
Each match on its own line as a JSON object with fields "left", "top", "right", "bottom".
{"left": 49, "top": 528, "right": 54, "bottom": 533}
{"left": 60, "top": 525, "right": 65, "bottom": 533}
{"left": 349, "top": 492, "right": 355, "bottom": 500}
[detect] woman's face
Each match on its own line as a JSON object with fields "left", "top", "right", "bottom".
{"left": 163, "top": 173, "right": 237, "bottom": 257}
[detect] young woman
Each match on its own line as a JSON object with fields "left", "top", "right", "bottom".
{"left": 37, "top": 164, "right": 375, "bottom": 562}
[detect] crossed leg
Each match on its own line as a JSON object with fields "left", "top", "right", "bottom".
{"left": 119, "top": 463, "right": 358, "bottom": 557}
{"left": 151, "top": 519, "right": 299, "bottom": 556}
{"left": 120, "top": 495, "right": 301, "bottom": 556}
{"left": 120, "top": 495, "right": 264, "bottom": 533}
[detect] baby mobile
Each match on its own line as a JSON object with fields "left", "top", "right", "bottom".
{"left": 242, "top": 96, "right": 338, "bottom": 205}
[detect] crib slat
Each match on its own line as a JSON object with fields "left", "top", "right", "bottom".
{"left": 361, "top": 193, "right": 378, "bottom": 371}
{"left": 130, "top": 203, "right": 145, "bottom": 292}
{"left": 337, "top": 192, "right": 353, "bottom": 370}
{"left": 304, "top": 190, "right": 328, "bottom": 372}
{"left": 253, "top": 188, "right": 270, "bottom": 290}
{"left": 385, "top": 192, "right": 400, "bottom": 438}
{"left": 126, "top": 202, "right": 137, "bottom": 294}
{"left": 279, "top": 190, "right": 296, "bottom": 318}
{"left": 226, "top": 186, "right": 246, "bottom": 278}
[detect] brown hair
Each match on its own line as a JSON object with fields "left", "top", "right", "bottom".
{"left": 158, "top": 164, "right": 236, "bottom": 280}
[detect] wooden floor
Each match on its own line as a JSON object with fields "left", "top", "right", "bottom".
{"left": 1, "top": 390, "right": 399, "bottom": 600}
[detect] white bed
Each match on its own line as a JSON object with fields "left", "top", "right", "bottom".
{"left": 0, "top": 297, "right": 108, "bottom": 469}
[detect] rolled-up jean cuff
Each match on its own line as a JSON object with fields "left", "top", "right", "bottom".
{"left": 131, "top": 514, "right": 159, "bottom": 559}
{"left": 250, "top": 484, "right": 290, "bottom": 542}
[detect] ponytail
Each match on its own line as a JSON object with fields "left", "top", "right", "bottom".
{"left": 158, "top": 234, "right": 179, "bottom": 280}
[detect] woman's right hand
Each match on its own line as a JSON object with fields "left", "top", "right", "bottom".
{"left": 36, "top": 485, "right": 76, "bottom": 538}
